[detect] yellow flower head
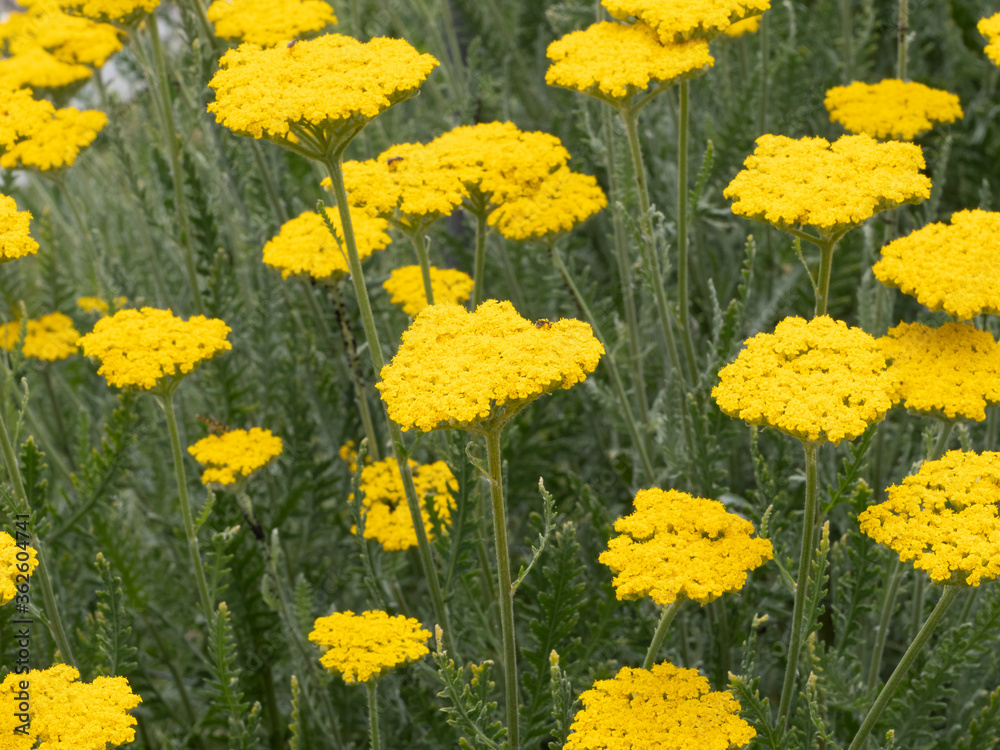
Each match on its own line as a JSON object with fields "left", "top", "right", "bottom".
{"left": 858, "top": 450, "right": 1000, "bottom": 586}
{"left": 339, "top": 439, "right": 368, "bottom": 473}
{"left": 51, "top": 0, "right": 160, "bottom": 23}
{"left": 355, "top": 457, "right": 457, "bottom": 551}
{"left": 1, "top": 530, "right": 37, "bottom": 606}
{"left": 824, "top": 79, "right": 962, "bottom": 141}
{"left": 486, "top": 166, "right": 607, "bottom": 241}
{"left": 0, "top": 194, "right": 38, "bottom": 262}
{"left": 545, "top": 21, "right": 713, "bottom": 102}
{"left": 979, "top": 12, "right": 1000, "bottom": 65}
{"left": 0, "top": 101, "right": 107, "bottom": 171}
{"left": 0, "top": 88, "right": 54, "bottom": 149}
{"left": 878, "top": 321, "right": 1000, "bottom": 422}
{"left": 599, "top": 489, "right": 772, "bottom": 605}
{"left": 207, "top": 0, "right": 336, "bottom": 47}
{"left": 712, "top": 315, "right": 895, "bottom": 445}
{"left": 377, "top": 300, "right": 605, "bottom": 432}
{"left": 188, "top": 427, "right": 283, "bottom": 486}
{"left": 0, "top": 664, "right": 141, "bottom": 749}
{"left": 564, "top": 661, "right": 756, "bottom": 750}
{"left": 77, "top": 295, "right": 128, "bottom": 316}
{"left": 16, "top": 311, "right": 80, "bottom": 361}
{"left": 0, "top": 47, "right": 91, "bottom": 89}
{"left": 872, "top": 209, "right": 1000, "bottom": 321}
{"left": 429, "top": 121, "right": 571, "bottom": 207}
{"left": 383, "top": 265, "right": 474, "bottom": 317}
{"left": 77, "top": 307, "right": 232, "bottom": 391}
{"left": 207, "top": 34, "right": 439, "bottom": 153}
{"left": 602, "top": 0, "right": 770, "bottom": 43}
{"left": 340, "top": 142, "right": 468, "bottom": 224}
{"left": 262, "top": 206, "right": 390, "bottom": 281}
{"left": 307, "top": 610, "right": 430, "bottom": 683}
{"left": 724, "top": 134, "right": 931, "bottom": 238}
{"left": 0, "top": 7, "right": 122, "bottom": 67}
{"left": 724, "top": 15, "right": 760, "bottom": 37}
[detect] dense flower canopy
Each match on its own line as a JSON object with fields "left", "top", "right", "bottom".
{"left": 602, "top": 0, "right": 770, "bottom": 43}
{"left": 0, "top": 194, "right": 38, "bottom": 262}
{"left": 724, "top": 134, "right": 931, "bottom": 237}
{"left": 308, "top": 610, "right": 430, "bottom": 683}
{"left": 0, "top": 664, "right": 142, "bottom": 749}
{"left": 713, "top": 316, "right": 894, "bottom": 444}
{"left": 824, "top": 79, "right": 963, "bottom": 141}
{"left": 0, "top": 6, "right": 122, "bottom": 67}
{"left": 486, "top": 166, "right": 607, "bottom": 240}
{"left": 599, "top": 489, "right": 772, "bottom": 605}
{"left": 878, "top": 322, "right": 1000, "bottom": 422}
{"left": 980, "top": 12, "right": 1000, "bottom": 65}
{"left": 873, "top": 209, "right": 1000, "bottom": 320}
{"left": 189, "top": 427, "right": 284, "bottom": 485}
{"left": 0, "top": 530, "right": 37, "bottom": 606}
{"left": 42, "top": 0, "right": 160, "bottom": 23}
{"left": 377, "top": 300, "right": 604, "bottom": 432}
{"left": 262, "top": 206, "right": 390, "bottom": 281}
{"left": 545, "top": 21, "right": 713, "bottom": 101}
{"left": 207, "top": 0, "right": 336, "bottom": 47}
{"left": 17, "top": 311, "right": 81, "bottom": 361}
{"left": 858, "top": 450, "right": 1000, "bottom": 586}
{"left": 77, "top": 307, "right": 232, "bottom": 390}
{"left": 355, "top": 457, "right": 457, "bottom": 550}
{"left": 564, "top": 661, "right": 756, "bottom": 749}
{"left": 0, "top": 46, "right": 91, "bottom": 89}
{"left": 0, "top": 91, "right": 107, "bottom": 171}
{"left": 383, "top": 265, "right": 474, "bottom": 316}
{"left": 207, "top": 34, "right": 439, "bottom": 150}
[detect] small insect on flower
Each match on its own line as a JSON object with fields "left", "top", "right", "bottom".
{"left": 535, "top": 318, "right": 552, "bottom": 329}
{"left": 287, "top": 39, "right": 299, "bottom": 48}
{"left": 196, "top": 414, "right": 230, "bottom": 435}
{"left": 386, "top": 156, "right": 404, "bottom": 172}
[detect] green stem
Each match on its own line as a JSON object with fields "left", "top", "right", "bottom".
{"left": 866, "top": 558, "right": 903, "bottom": 692}
{"left": 471, "top": 210, "right": 488, "bottom": 309}
{"left": 550, "top": 244, "right": 656, "bottom": 483}
{"left": 758, "top": 11, "right": 769, "bottom": 134}
{"left": 841, "top": 0, "right": 854, "bottom": 84}
{"left": 408, "top": 231, "right": 435, "bottom": 306}
{"left": 897, "top": 0, "right": 909, "bottom": 82}
{"left": 930, "top": 421, "right": 954, "bottom": 460}
{"left": 814, "top": 236, "right": 838, "bottom": 317}
{"left": 484, "top": 427, "right": 519, "bottom": 750}
{"left": 676, "top": 80, "right": 698, "bottom": 382}
{"left": 161, "top": 392, "right": 214, "bottom": 620}
{"left": 643, "top": 598, "right": 684, "bottom": 670}
{"left": 367, "top": 680, "right": 381, "bottom": 750}
{"left": 778, "top": 441, "right": 820, "bottom": 729}
{"left": 148, "top": 11, "right": 205, "bottom": 316}
{"left": 58, "top": 180, "right": 105, "bottom": 298}
{"left": 848, "top": 586, "right": 960, "bottom": 750}
{"left": 496, "top": 237, "right": 527, "bottom": 314}
{"left": 249, "top": 141, "right": 289, "bottom": 224}
{"left": 325, "top": 155, "right": 458, "bottom": 659}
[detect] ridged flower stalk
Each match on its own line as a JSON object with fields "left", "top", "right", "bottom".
{"left": 470, "top": 200, "right": 489, "bottom": 310}
{"left": 676, "top": 80, "right": 698, "bottom": 380}
{"left": 367, "top": 681, "right": 382, "bottom": 750}
{"left": 406, "top": 229, "right": 436, "bottom": 306}
{"left": 897, "top": 0, "right": 910, "bottom": 82}
{"left": 643, "top": 598, "right": 684, "bottom": 669}
{"left": 324, "top": 152, "right": 457, "bottom": 659}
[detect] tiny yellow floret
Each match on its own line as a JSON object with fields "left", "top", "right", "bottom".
{"left": 307, "top": 610, "right": 430, "bottom": 683}
{"left": 0, "top": 530, "right": 37, "bottom": 606}
{"left": 599, "top": 488, "right": 772, "bottom": 605}
{"left": 207, "top": 0, "right": 336, "bottom": 47}
{"left": 377, "top": 300, "right": 604, "bottom": 432}
{"left": 383, "top": 265, "right": 474, "bottom": 317}
{"left": 602, "top": 0, "right": 770, "bottom": 43}
{"left": 858, "top": 450, "right": 1000, "bottom": 586}
{"left": 564, "top": 661, "right": 756, "bottom": 749}
{"left": 188, "top": 427, "right": 284, "bottom": 486}
{"left": 824, "top": 79, "right": 962, "bottom": 141}
{"left": 713, "top": 315, "right": 894, "bottom": 445}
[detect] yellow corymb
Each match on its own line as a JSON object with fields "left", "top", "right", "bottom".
{"left": 207, "top": 0, "right": 336, "bottom": 47}
{"left": 0, "top": 531, "right": 37, "bottom": 606}
{"left": 824, "top": 79, "right": 962, "bottom": 141}
{"left": 486, "top": 166, "right": 607, "bottom": 241}
{"left": 979, "top": 12, "right": 1000, "bottom": 65}
{"left": 383, "top": 265, "right": 474, "bottom": 317}
{"left": 602, "top": 0, "right": 769, "bottom": 42}
{"left": 308, "top": 610, "right": 430, "bottom": 683}
{"left": 188, "top": 427, "right": 284, "bottom": 486}
{"left": 0, "top": 194, "right": 38, "bottom": 262}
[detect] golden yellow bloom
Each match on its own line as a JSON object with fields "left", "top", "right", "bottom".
{"left": 0, "top": 320, "right": 20, "bottom": 351}
{"left": 0, "top": 104, "right": 107, "bottom": 171}
{"left": 355, "top": 457, "right": 457, "bottom": 551}
{"left": 602, "top": 0, "right": 769, "bottom": 43}
{"left": 308, "top": 610, "right": 430, "bottom": 683}
{"left": 262, "top": 206, "right": 390, "bottom": 281}
{"left": 0, "top": 194, "right": 38, "bottom": 262}
{"left": 77, "top": 295, "right": 127, "bottom": 315}
{"left": 377, "top": 301, "right": 604, "bottom": 432}
{"left": 545, "top": 21, "right": 713, "bottom": 102}
{"left": 599, "top": 489, "right": 772, "bottom": 605}
{"left": 1, "top": 530, "right": 37, "bottom": 606}
{"left": 0, "top": 87, "right": 53, "bottom": 148}
{"left": 17, "top": 311, "right": 80, "bottom": 361}
{"left": 564, "top": 661, "right": 756, "bottom": 750}
{"left": 0, "top": 46, "right": 92, "bottom": 90}
{"left": 207, "top": 0, "right": 336, "bottom": 46}
{"left": 724, "top": 134, "right": 930, "bottom": 237}
{"left": 0, "top": 7, "right": 122, "bottom": 67}
{"left": 207, "top": 34, "right": 438, "bottom": 153}
{"left": 77, "top": 307, "right": 232, "bottom": 391}
{"left": 824, "top": 79, "right": 962, "bottom": 141}
{"left": 873, "top": 209, "right": 1000, "bottom": 321}
{"left": 878, "top": 322, "right": 1000, "bottom": 422}
{"left": 713, "top": 316, "right": 894, "bottom": 445}
{"left": 724, "top": 15, "right": 760, "bottom": 37}
{"left": 339, "top": 440, "right": 368, "bottom": 473}
{"left": 858, "top": 450, "right": 1000, "bottom": 586}
{"left": 54, "top": 0, "right": 159, "bottom": 23}
{"left": 979, "top": 12, "right": 1000, "bottom": 65}
{"left": 0, "top": 664, "right": 141, "bottom": 749}
{"left": 383, "top": 265, "right": 474, "bottom": 317}
{"left": 188, "top": 427, "right": 283, "bottom": 486}
{"left": 487, "top": 167, "right": 607, "bottom": 241}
